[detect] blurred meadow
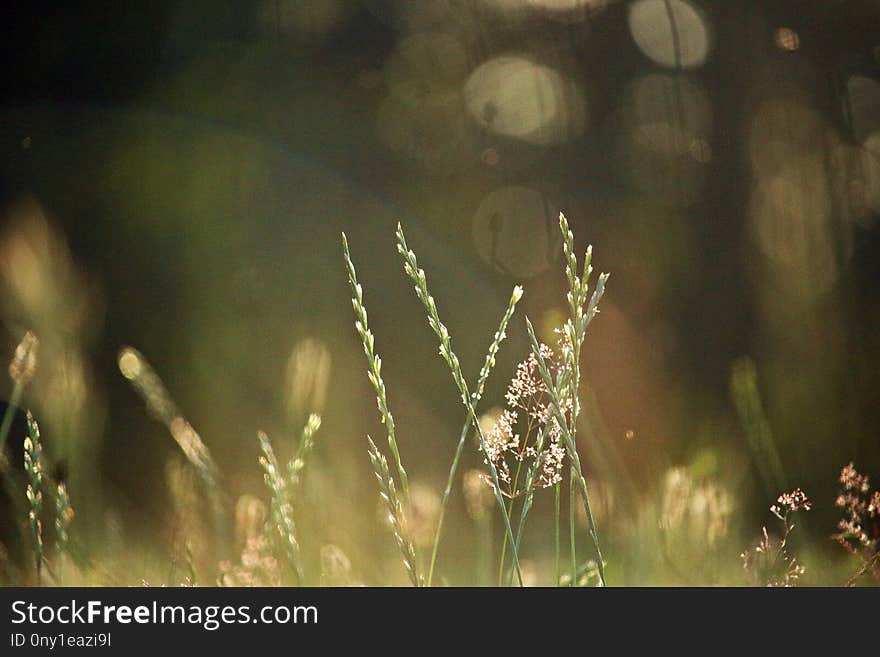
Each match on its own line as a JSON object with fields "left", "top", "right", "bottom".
{"left": 1, "top": 0, "right": 880, "bottom": 586}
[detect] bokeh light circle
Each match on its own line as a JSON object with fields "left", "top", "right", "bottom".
{"left": 774, "top": 27, "right": 800, "bottom": 52}
{"left": 464, "top": 55, "right": 586, "bottom": 146}
{"left": 628, "top": 0, "right": 711, "bottom": 70}
{"left": 472, "top": 186, "right": 562, "bottom": 278}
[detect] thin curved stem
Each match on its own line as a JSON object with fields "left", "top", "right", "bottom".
{"left": 425, "top": 285, "right": 522, "bottom": 586}
{"left": 397, "top": 224, "right": 524, "bottom": 586}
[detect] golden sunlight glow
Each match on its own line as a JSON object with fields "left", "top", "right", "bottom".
{"left": 285, "top": 337, "right": 332, "bottom": 417}
{"left": 118, "top": 348, "right": 143, "bottom": 381}
{"left": 774, "top": 27, "right": 800, "bottom": 52}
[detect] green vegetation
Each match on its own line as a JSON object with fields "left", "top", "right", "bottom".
{"left": 0, "top": 215, "right": 878, "bottom": 587}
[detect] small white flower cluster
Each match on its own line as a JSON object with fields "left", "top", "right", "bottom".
{"left": 484, "top": 410, "right": 520, "bottom": 484}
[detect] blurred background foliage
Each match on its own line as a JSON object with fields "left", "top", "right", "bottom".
{"left": 1, "top": 0, "right": 879, "bottom": 585}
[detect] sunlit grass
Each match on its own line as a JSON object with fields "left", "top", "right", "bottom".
{"left": 0, "top": 214, "right": 877, "bottom": 588}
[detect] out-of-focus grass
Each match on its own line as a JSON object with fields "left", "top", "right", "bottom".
{"left": 0, "top": 212, "right": 877, "bottom": 587}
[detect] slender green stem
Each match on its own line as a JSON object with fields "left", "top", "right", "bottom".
{"left": 397, "top": 224, "right": 523, "bottom": 586}
{"left": 342, "top": 233, "right": 421, "bottom": 585}
{"left": 569, "top": 467, "right": 577, "bottom": 586}
{"left": 258, "top": 430, "right": 304, "bottom": 584}
{"left": 288, "top": 413, "right": 322, "bottom": 494}
{"left": 118, "top": 347, "right": 228, "bottom": 550}
{"left": 426, "top": 286, "right": 522, "bottom": 586}
{"left": 367, "top": 436, "right": 421, "bottom": 586}
{"left": 24, "top": 412, "right": 43, "bottom": 584}
{"left": 499, "top": 455, "right": 527, "bottom": 585}
{"left": 342, "top": 234, "right": 412, "bottom": 508}
{"left": 508, "top": 420, "right": 552, "bottom": 586}
{"left": 555, "top": 481, "right": 561, "bottom": 586}
{"left": 428, "top": 419, "right": 471, "bottom": 586}
{"left": 497, "top": 511, "right": 509, "bottom": 585}
{"left": 527, "top": 316, "right": 607, "bottom": 586}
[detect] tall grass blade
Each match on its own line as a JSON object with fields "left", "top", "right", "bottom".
{"left": 341, "top": 233, "right": 412, "bottom": 506}
{"left": 0, "top": 331, "right": 38, "bottom": 453}
{"left": 367, "top": 436, "right": 421, "bottom": 586}
{"left": 396, "top": 223, "right": 524, "bottom": 586}
{"left": 425, "top": 285, "right": 522, "bottom": 586}
{"left": 117, "top": 347, "right": 227, "bottom": 549}
{"left": 54, "top": 481, "right": 73, "bottom": 583}
{"left": 258, "top": 430, "right": 304, "bottom": 584}
{"left": 730, "top": 357, "right": 787, "bottom": 498}
{"left": 288, "top": 413, "right": 322, "bottom": 494}
{"left": 526, "top": 317, "right": 607, "bottom": 586}
{"left": 342, "top": 233, "right": 421, "bottom": 585}
{"left": 24, "top": 411, "right": 44, "bottom": 583}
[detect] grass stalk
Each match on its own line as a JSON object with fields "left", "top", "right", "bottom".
{"left": 555, "top": 481, "right": 561, "bottom": 585}
{"left": 118, "top": 347, "right": 227, "bottom": 549}
{"left": 426, "top": 286, "right": 522, "bottom": 586}
{"left": 24, "top": 411, "right": 44, "bottom": 583}
{"left": 342, "top": 233, "right": 421, "bottom": 585}
{"left": 527, "top": 316, "right": 607, "bottom": 586}
{"left": 396, "top": 223, "right": 523, "bottom": 586}
{"left": 1, "top": 330, "right": 38, "bottom": 454}
{"left": 569, "top": 468, "right": 577, "bottom": 585}
{"left": 258, "top": 430, "right": 304, "bottom": 584}
{"left": 500, "top": 450, "right": 529, "bottom": 585}
{"left": 342, "top": 233, "right": 412, "bottom": 506}
{"left": 508, "top": 422, "right": 552, "bottom": 585}
{"left": 526, "top": 213, "right": 609, "bottom": 586}
{"left": 730, "top": 357, "right": 787, "bottom": 498}
{"left": 54, "top": 481, "right": 74, "bottom": 583}
{"left": 367, "top": 436, "right": 421, "bottom": 586}
{"left": 288, "top": 413, "right": 322, "bottom": 494}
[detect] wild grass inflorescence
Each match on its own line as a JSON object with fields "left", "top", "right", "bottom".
{"left": 24, "top": 411, "right": 44, "bottom": 582}
{"left": 341, "top": 214, "right": 610, "bottom": 586}
{"left": 54, "top": 481, "right": 74, "bottom": 577}
{"left": 834, "top": 463, "right": 880, "bottom": 585}
{"left": 342, "top": 232, "right": 422, "bottom": 585}
{"left": 424, "top": 285, "right": 521, "bottom": 586}
{"left": 258, "top": 430, "right": 305, "bottom": 585}
{"left": 3, "top": 212, "right": 879, "bottom": 588}
{"left": 741, "top": 488, "right": 811, "bottom": 587}
{"left": 0, "top": 332, "right": 38, "bottom": 455}
{"left": 396, "top": 223, "right": 526, "bottom": 586}
{"left": 255, "top": 415, "right": 323, "bottom": 586}
{"left": 0, "top": 331, "right": 81, "bottom": 586}
{"left": 118, "top": 346, "right": 227, "bottom": 551}
{"left": 289, "top": 413, "right": 322, "bottom": 494}
{"left": 367, "top": 435, "right": 421, "bottom": 586}
{"left": 523, "top": 213, "right": 609, "bottom": 586}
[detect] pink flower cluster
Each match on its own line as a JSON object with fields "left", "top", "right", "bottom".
{"left": 480, "top": 337, "right": 571, "bottom": 496}
{"left": 834, "top": 463, "right": 880, "bottom": 552}
{"left": 770, "top": 488, "right": 812, "bottom": 519}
